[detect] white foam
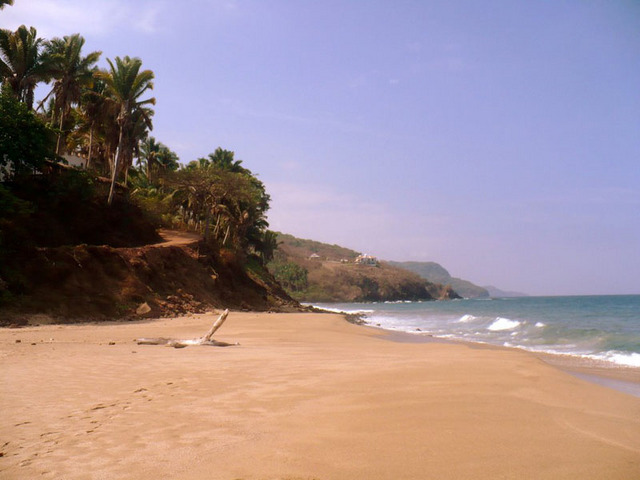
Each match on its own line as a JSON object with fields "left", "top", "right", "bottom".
{"left": 311, "top": 306, "right": 374, "bottom": 315}
{"left": 597, "top": 351, "right": 640, "bottom": 368}
{"left": 458, "top": 314, "right": 476, "bottom": 323}
{"left": 488, "top": 317, "right": 521, "bottom": 331}
{"left": 517, "top": 347, "right": 640, "bottom": 369}
{"left": 535, "top": 322, "right": 546, "bottom": 328}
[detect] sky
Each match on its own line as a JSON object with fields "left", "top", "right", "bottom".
{"left": 3, "top": 0, "right": 640, "bottom": 296}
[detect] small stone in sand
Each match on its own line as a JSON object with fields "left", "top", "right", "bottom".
{"left": 136, "top": 302, "right": 152, "bottom": 316}
{"left": 108, "top": 342, "right": 116, "bottom": 346}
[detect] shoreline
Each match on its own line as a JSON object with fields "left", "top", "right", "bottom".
{"left": 371, "top": 324, "right": 640, "bottom": 397}
{"left": 2, "top": 311, "right": 639, "bottom": 479}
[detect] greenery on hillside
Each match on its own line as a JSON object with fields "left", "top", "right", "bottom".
{"left": 0, "top": 22, "right": 277, "bottom": 255}
{"left": 389, "top": 261, "right": 490, "bottom": 298}
{"left": 275, "top": 233, "right": 361, "bottom": 262}
{"left": 268, "top": 234, "right": 460, "bottom": 302}
{"left": 0, "top": 85, "right": 56, "bottom": 177}
{"left": 0, "top": 21, "right": 283, "bottom": 313}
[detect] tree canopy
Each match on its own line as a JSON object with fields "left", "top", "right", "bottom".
{"left": 0, "top": 25, "right": 47, "bottom": 109}
{"left": 0, "top": 22, "right": 278, "bottom": 266}
{"left": 42, "top": 33, "right": 101, "bottom": 154}
{"left": 0, "top": 86, "right": 56, "bottom": 178}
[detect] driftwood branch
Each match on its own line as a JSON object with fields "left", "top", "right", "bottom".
{"left": 202, "top": 309, "right": 229, "bottom": 341}
{"left": 136, "top": 309, "right": 235, "bottom": 348}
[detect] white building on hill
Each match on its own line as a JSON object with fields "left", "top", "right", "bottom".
{"left": 355, "top": 254, "right": 378, "bottom": 266}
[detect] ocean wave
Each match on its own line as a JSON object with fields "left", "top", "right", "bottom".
{"left": 592, "top": 351, "right": 640, "bottom": 368}
{"left": 457, "top": 314, "right": 477, "bottom": 323}
{"left": 311, "top": 306, "right": 375, "bottom": 315}
{"left": 488, "top": 317, "right": 521, "bottom": 331}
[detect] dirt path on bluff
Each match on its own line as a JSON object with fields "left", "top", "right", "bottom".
{"left": 152, "top": 229, "right": 202, "bottom": 248}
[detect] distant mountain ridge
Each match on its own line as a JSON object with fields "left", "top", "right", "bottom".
{"left": 483, "top": 285, "right": 529, "bottom": 298}
{"left": 269, "top": 234, "right": 460, "bottom": 302}
{"left": 389, "top": 261, "right": 490, "bottom": 299}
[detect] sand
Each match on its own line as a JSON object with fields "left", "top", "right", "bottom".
{"left": 1, "top": 311, "right": 639, "bottom": 479}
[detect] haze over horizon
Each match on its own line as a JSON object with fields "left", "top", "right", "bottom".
{"left": 4, "top": 0, "right": 639, "bottom": 296}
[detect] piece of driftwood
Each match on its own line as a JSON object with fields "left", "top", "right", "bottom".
{"left": 137, "top": 310, "right": 235, "bottom": 348}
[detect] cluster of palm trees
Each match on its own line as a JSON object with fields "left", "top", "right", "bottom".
{"left": 0, "top": 24, "right": 158, "bottom": 204}
{"left": 1, "top": 21, "right": 277, "bottom": 262}
{"left": 163, "top": 148, "right": 276, "bottom": 261}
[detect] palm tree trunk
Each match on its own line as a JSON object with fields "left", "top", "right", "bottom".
{"left": 108, "top": 125, "right": 124, "bottom": 205}
{"left": 86, "top": 125, "right": 93, "bottom": 169}
{"left": 204, "top": 209, "right": 212, "bottom": 241}
{"left": 55, "top": 110, "right": 65, "bottom": 155}
{"left": 213, "top": 214, "right": 222, "bottom": 237}
{"left": 223, "top": 224, "right": 231, "bottom": 246}
{"left": 25, "top": 87, "right": 35, "bottom": 111}
{"left": 35, "top": 88, "right": 55, "bottom": 113}
{"left": 147, "top": 156, "right": 152, "bottom": 182}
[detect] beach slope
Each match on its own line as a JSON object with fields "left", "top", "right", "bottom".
{"left": 1, "top": 312, "right": 639, "bottom": 479}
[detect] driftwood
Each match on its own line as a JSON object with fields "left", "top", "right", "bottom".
{"left": 137, "top": 309, "right": 235, "bottom": 348}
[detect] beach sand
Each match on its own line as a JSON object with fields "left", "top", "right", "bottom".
{"left": 1, "top": 311, "right": 639, "bottom": 479}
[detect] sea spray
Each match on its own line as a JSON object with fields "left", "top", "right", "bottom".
{"left": 488, "top": 317, "right": 521, "bottom": 331}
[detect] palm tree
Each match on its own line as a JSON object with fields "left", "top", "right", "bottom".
{"left": 156, "top": 144, "right": 179, "bottom": 172}
{"left": 138, "top": 136, "right": 179, "bottom": 182}
{"left": 202, "top": 147, "right": 247, "bottom": 173}
{"left": 138, "top": 136, "right": 160, "bottom": 181}
{"left": 257, "top": 230, "right": 278, "bottom": 263}
{"left": 123, "top": 104, "right": 154, "bottom": 185}
{"left": 42, "top": 34, "right": 101, "bottom": 154}
{"left": 186, "top": 156, "right": 213, "bottom": 170}
{"left": 0, "top": 25, "right": 48, "bottom": 109}
{"left": 0, "top": 1, "right": 15, "bottom": 9}
{"left": 97, "top": 56, "right": 155, "bottom": 205}
{"left": 76, "top": 78, "right": 113, "bottom": 169}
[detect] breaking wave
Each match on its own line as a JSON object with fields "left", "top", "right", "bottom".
{"left": 488, "top": 317, "right": 521, "bottom": 331}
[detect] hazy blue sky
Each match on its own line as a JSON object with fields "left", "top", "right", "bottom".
{"left": 4, "top": 0, "right": 640, "bottom": 295}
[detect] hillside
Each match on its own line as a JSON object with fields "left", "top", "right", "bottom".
{"left": 388, "top": 261, "right": 490, "bottom": 299}
{"left": 268, "top": 234, "right": 460, "bottom": 302}
{"left": 0, "top": 175, "right": 300, "bottom": 323}
{"left": 0, "top": 238, "right": 299, "bottom": 325}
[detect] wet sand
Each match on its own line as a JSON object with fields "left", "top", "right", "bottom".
{"left": 1, "top": 311, "right": 639, "bottom": 479}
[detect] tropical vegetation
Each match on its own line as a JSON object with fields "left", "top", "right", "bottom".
{"left": 1, "top": 20, "right": 279, "bottom": 307}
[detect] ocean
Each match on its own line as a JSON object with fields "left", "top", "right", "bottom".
{"left": 313, "top": 295, "right": 640, "bottom": 369}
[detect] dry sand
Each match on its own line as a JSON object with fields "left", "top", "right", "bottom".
{"left": 1, "top": 311, "right": 639, "bottom": 479}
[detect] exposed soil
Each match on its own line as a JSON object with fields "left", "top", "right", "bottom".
{"left": 152, "top": 229, "right": 202, "bottom": 247}
{"left": 0, "top": 230, "right": 301, "bottom": 325}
